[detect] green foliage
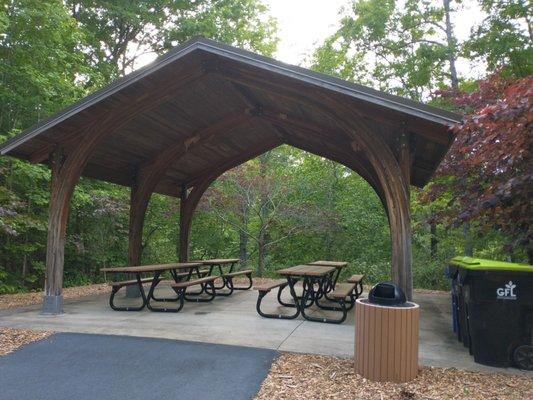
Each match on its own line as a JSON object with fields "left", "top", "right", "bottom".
{"left": 466, "top": 0, "right": 533, "bottom": 77}
{"left": 0, "top": 0, "right": 93, "bottom": 134}
{"left": 68, "top": 0, "right": 278, "bottom": 79}
{"left": 312, "top": 0, "right": 463, "bottom": 99}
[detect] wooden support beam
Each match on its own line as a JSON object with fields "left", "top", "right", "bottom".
{"left": 179, "top": 185, "right": 189, "bottom": 262}
{"left": 216, "top": 67, "right": 451, "bottom": 146}
{"left": 128, "top": 172, "right": 143, "bottom": 267}
{"left": 126, "top": 112, "right": 252, "bottom": 265}
{"left": 177, "top": 137, "right": 282, "bottom": 260}
{"left": 318, "top": 95, "right": 413, "bottom": 300}
{"left": 41, "top": 71, "right": 203, "bottom": 314}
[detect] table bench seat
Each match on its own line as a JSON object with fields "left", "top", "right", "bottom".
{"left": 143, "top": 276, "right": 218, "bottom": 312}
{"left": 221, "top": 269, "right": 253, "bottom": 293}
{"left": 108, "top": 278, "right": 155, "bottom": 289}
{"left": 254, "top": 279, "right": 288, "bottom": 293}
{"left": 347, "top": 274, "right": 364, "bottom": 283}
{"left": 254, "top": 279, "right": 299, "bottom": 320}
{"left": 222, "top": 269, "right": 253, "bottom": 278}
{"left": 329, "top": 282, "right": 357, "bottom": 299}
{"left": 171, "top": 275, "right": 217, "bottom": 289}
{"left": 347, "top": 274, "right": 364, "bottom": 296}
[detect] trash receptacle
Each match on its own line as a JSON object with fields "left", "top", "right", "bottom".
{"left": 448, "top": 256, "right": 533, "bottom": 370}
{"left": 355, "top": 281, "right": 420, "bottom": 382}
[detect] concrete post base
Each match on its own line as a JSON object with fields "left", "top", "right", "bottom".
{"left": 42, "top": 295, "right": 63, "bottom": 315}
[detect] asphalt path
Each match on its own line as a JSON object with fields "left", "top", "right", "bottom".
{"left": 0, "top": 332, "right": 278, "bottom": 400}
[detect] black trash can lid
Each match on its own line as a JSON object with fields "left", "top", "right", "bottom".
{"left": 368, "top": 281, "right": 406, "bottom": 306}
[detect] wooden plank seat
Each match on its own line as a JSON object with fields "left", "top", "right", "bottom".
{"left": 347, "top": 274, "right": 364, "bottom": 296}
{"left": 330, "top": 282, "right": 357, "bottom": 299}
{"left": 254, "top": 279, "right": 300, "bottom": 320}
{"left": 146, "top": 276, "right": 218, "bottom": 313}
{"left": 108, "top": 278, "right": 155, "bottom": 289}
{"left": 221, "top": 269, "right": 253, "bottom": 292}
{"left": 108, "top": 277, "right": 160, "bottom": 312}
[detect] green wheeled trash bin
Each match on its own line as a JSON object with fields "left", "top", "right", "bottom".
{"left": 448, "top": 257, "right": 533, "bottom": 370}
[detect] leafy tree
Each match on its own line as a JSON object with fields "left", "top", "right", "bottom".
{"left": 467, "top": 0, "right": 533, "bottom": 77}
{"left": 423, "top": 73, "right": 532, "bottom": 263}
{"left": 312, "top": 0, "right": 463, "bottom": 99}
{"left": 200, "top": 149, "right": 332, "bottom": 276}
{"left": 68, "top": 0, "right": 278, "bottom": 80}
{"left": 0, "top": 0, "right": 91, "bottom": 134}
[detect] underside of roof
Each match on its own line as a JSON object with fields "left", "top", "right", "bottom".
{"left": 0, "top": 37, "right": 460, "bottom": 197}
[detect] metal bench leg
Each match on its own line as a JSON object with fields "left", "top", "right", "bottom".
{"left": 356, "top": 281, "right": 363, "bottom": 297}
{"left": 276, "top": 283, "right": 295, "bottom": 307}
{"left": 109, "top": 275, "right": 147, "bottom": 311}
{"left": 231, "top": 272, "right": 253, "bottom": 290}
{"left": 256, "top": 290, "right": 300, "bottom": 320}
{"left": 300, "top": 278, "right": 347, "bottom": 324}
{"left": 145, "top": 287, "right": 186, "bottom": 312}
{"left": 184, "top": 282, "right": 217, "bottom": 302}
{"left": 277, "top": 281, "right": 313, "bottom": 308}
{"left": 213, "top": 277, "right": 234, "bottom": 297}
{"left": 147, "top": 272, "right": 175, "bottom": 302}
{"left": 181, "top": 267, "right": 205, "bottom": 296}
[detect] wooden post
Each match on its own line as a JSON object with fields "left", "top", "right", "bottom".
{"left": 128, "top": 176, "right": 144, "bottom": 267}
{"left": 126, "top": 178, "right": 150, "bottom": 297}
{"left": 40, "top": 73, "right": 201, "bottom": 314}
{"left": 43, "top": 149, "right": 68, "bottom": 314}
{"left": 178, "top": 172, "right": 225, "bottom": 262}
{"left": 179, "top": 185, "right": 189, "bottom": 262}
{"left": 350, "top": 131, "right": 413, "bottom": 300}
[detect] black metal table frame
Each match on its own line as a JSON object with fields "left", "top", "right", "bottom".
{"left": 146, "top": 265, "right": 216, "bottom": 311}
{"left": 257, "top": 270, "right": 356, "bottom": 324}
{"left": 109, "top": 265, "right": 208, "bottom": 312}
{"left": 203, "top": 261, "right": 252, "bottom": 295}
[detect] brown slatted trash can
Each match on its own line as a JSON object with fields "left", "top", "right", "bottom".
{"left": 355, "top": 283, "right": 420, "bottom": 383}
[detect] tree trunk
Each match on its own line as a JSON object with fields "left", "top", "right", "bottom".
{"left": 443, "top": 0, "right": 459, "bottom": 90}
{"left": 463, "top": 222, "right": 473, "bottom": 257}
{"left": 257, "top": 230, "right": 266, "bottom": 277}
{"left": 430, "top": 222, "right": 438, "bottom": 260}
{"left": 325, "top": 161, "right": 339, "bottom": 259}
{"left": 527, "top": 237, "right": 533, "bottom": 265}
{"left": 239, "top": 203, "right": 249, "bottom": 268}
{"left": 256, "top": 152, "right": 271, "bottom": 277}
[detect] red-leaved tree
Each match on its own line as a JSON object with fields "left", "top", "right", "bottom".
{"left": 423, "top": 73, "right": 533, "bottom": 263}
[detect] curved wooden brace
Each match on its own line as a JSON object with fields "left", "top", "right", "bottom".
{"left": 42, "top": 72, "right": 203, "bottom": 313}
{"left": 319, "top": 95, "right": 413, "bottom": 299}
{"left": 127, "top": 113, "right": 253, "bottom": 265}
{"left": 219, "top": 71, "right": 413, "bottom": 298}
{"left": 178, "top": 172, "right": 221, "bottom": 261}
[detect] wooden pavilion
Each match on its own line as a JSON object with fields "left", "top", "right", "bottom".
{"left": 0, "top": 38, "right": 460, "bottom": 314}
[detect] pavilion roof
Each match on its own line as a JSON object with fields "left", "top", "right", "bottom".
{"left": 0, "top": 37, "right": 461, "bottom": 195}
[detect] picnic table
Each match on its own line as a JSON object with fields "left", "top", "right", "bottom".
{"left": 194, "top": 259, "right": 252, "bottom": 295}
{"left": 306, "top": 261, "right": 348, "bottom": 292}
{"left": 101, "top": 262, "right": 211, "bottom": 312}
{"left": 254, "top": 264, "right": 358, "bottom": 324}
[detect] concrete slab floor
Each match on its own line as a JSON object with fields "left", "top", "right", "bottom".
{"left": 1, "top": 287, "right": 531, "bottom": 377}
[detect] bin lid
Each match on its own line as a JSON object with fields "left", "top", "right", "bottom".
{"left": 450, "top": 256, "right": 533, "bottom": 272}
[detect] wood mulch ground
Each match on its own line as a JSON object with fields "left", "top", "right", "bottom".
{"left": 255, "top": 353, "right": 533, "bottom": 400}
{"left": 0, "top": 327, "right": 53, "bottom": 356}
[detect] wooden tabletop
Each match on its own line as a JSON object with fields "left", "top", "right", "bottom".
{"left": 277, "top": 264, "right": 336, "bottom": 277}
{"left": 101, "top": 262, "right": 203, "bottom": 273}
{"left": 197, "top": 259, "right": 240, "bottom": 265}
{"left": 308, "top": 260, "right": 348, "bottom": 269}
